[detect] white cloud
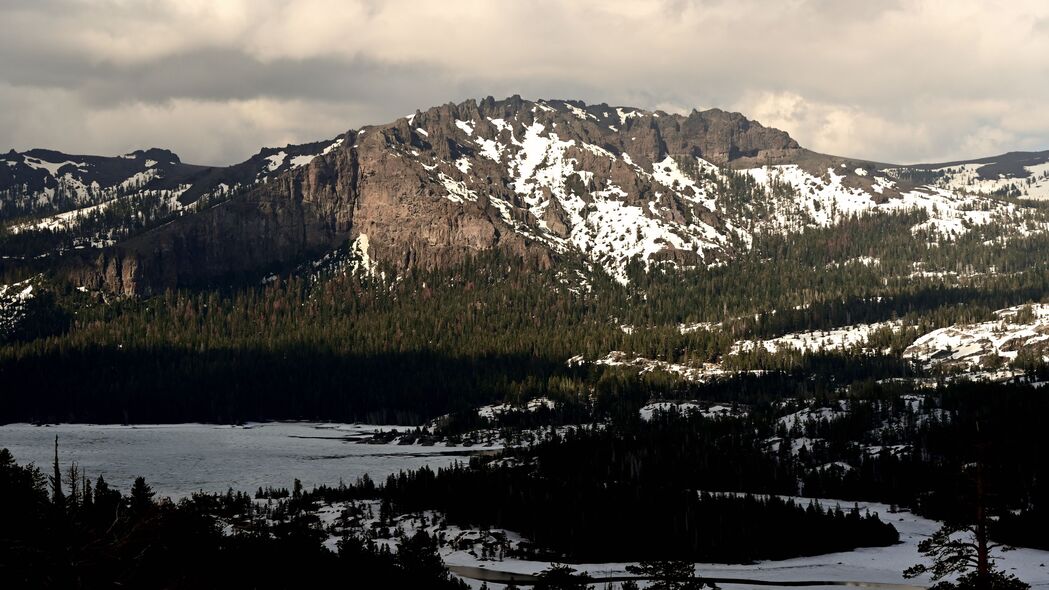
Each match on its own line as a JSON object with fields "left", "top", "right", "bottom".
{"left": 1, "top": 0, "right": 1047, "bottom": 164}
{"left": 0, "top": 84, "right": 371, "bottom": 164}
{"left": 736, "top": 91, "right": 934, "bottom": 164}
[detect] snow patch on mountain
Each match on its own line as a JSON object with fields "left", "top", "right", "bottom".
{"left": 570, "top": 196, "right": 697, "bottom": 283}
{"left": 510, "top": 122, "right": 575, "bottom": 197}
{"left": 566, "top": 103, "right": 595, "bottom": 121}
{"left": 932, "top": 161, "right": 1049, "bottom": 200}
{"left": 23, "top": 156, "right": 88, "bottom": 176}
{"left": 265, "top": 152, "right": 287, "bottom": 172}
{"left": 615, "top": 107, "right": 639, "bottom": 125}
{"left": 651, "top": 155, "right": 718, "bottom": 211}
{"left": 454, "top": 119, "right": 475, "bottom": 135}
{"left": 437, "top": 171, "right": 478, "bottom": 204}
{"left": 350, "top": 233, "right": 378, "bottom": 277}
{"left": 290, "top": 154, "right": 316, "bottom": 168}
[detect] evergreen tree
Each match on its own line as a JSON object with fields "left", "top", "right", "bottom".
{"left": 534, "top": 564, "right": 592, "bottom": 590}
{"left": 905, "top": 458, "right": 1028, "bottom": 590}
{"left": 49, "top": 436, "right": 64, "bottom": 512}
{"left": 129, "top": 476, "right": 155, "bottom": 516}
{"left": 626, "top": 561, "right": 711, "bottom": 589}
{"left": 396, "top": 530, "right": 450, "bottom": 583}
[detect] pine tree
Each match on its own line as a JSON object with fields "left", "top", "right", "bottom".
{"left": 81, "top": 476, "right": 93, "bottom": 512}
{"left": 905, "top": 458, "right": 1028, "bottom": 590}
{"left": 64, "top": 462, "right": 81, "bottom": 510}
{"left": 129, "top": 476, "right": 155, "bottom": 516}
{"left": 49, "top": 436, "right": 64, "bottom": 512}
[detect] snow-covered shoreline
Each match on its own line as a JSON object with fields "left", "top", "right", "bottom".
{"left": 439, "top": 496, "right": 1049, "bottom": 589}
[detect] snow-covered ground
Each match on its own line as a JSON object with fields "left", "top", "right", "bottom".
{"left": 905, "top": 304, "right": 1049, "bottom": 371}
{"left": 477, "top": 397, "right": 556, "bottom": 419}
{"left": 579, "top": 321, "right": 899, "bottom": 385}
{"left": 733, "top": 321, "right": 902, "bottom": 355}
{"left": 592, "top": 350, "right": 739, "bottom": 381}
{"left": 931, "top": 161, "right": 1049, "bottom": 201}
{"left": 777, "top": 405, "right": 847, "bottom": 432}
{"left": 317, "top": 499, "right": 531, "bottom": 560}
{"left": 438, "top": 496, "right": 1049, "bottom": 589}
{"left": 0, "top": 422, "right": 481, "bottom": 499}
{"left": 579, "top": 301, "right": 1049, "bottom": 385}
{"left": 639, "top": 401, "right": 745, "bottom": 421}
{"left": 0, "top": 278, "right": 36, "bottom": 338}
{"left": 742, "top": 164, "right": 1026, "bottom": 241}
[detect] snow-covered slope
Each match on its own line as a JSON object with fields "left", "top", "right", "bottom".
{"left": 588, "top": 350, "right": 736, "bottom": 382}
{"left": 390, "top": 99, "right": 1043, "bottom": 283}
{"left": 0, "top": 278, "right": 36, "bottom": 339}
{"left": 903, "top": 151, "right": 1049, "bottom": 200}
{"left": 0, "top": 148, "right": 191, "bottom": 220}
{"left": 0, "top": 136, "right": 354, "bottom": 260}
{"left": 743, "top": 164, "right": 1028, "bottom": 240}
{"left": 732, "top": 321, "right": 902, "bottom": 355}
{"left": 572, "top": 305, "right": 1049, "bottom": 388}
{"left": 905, "top": 304, "right": 1049, "bottom": 371}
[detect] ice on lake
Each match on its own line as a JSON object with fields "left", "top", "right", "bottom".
{"left": 0, "top": 422, "right": 482, "bottom": 499}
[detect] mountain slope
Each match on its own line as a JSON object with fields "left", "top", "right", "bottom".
{"left": 2, "top": 96, "right": 1048, "bottom": 295}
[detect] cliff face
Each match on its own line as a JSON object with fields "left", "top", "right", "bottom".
{"left": 65, "top": 152, "right": 357, "bottom": 295}
{"left": 38, "top": 96, "right": 814, "bottom": 294}
{"left": 63, "top": 101, "right": 566, "bottom": 294}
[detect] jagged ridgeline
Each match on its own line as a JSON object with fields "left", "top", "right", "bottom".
{"left": 4, "top": 95, "right": 1049, "bottom": 294}
{"left": 3, "top": 96, "right": 1049, "bottom": 422}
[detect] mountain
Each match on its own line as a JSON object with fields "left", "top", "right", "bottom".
{"left": 4, "top": 98, "right": 1049, "bottom": 425}
{"left": 4, "top": 96, "right": 1048, "bottom": 296}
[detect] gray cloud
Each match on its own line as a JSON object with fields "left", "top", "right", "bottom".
{"left": 0, "top": 0, "right": 1047, "bottom": 165}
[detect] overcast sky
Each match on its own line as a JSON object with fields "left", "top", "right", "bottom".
{"left": 2, "top": 0, "right": 1047, "bottom": 166}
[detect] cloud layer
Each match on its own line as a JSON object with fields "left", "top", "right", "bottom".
{"left": 2, "top": 0, "right": 1047, "bottom": 165}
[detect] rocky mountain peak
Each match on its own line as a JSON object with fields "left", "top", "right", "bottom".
{"left": 4, "top": 96, "right": 1047, "bottom": 297}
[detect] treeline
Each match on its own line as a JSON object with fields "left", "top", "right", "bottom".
{"left": 627, "top": 211, "right": 1049, "bottom": 336}
{"left": 0, "top": 347, "right": 576, "bottom": 424}
{"left": 0, "top": 447, "right": 466, "bottom": 589}
{"left": 314, "top": 460, "right": 899, "bottom": 564}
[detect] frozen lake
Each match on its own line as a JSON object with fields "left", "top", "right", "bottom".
{"left": 0, "top": 422, "right": 484, "bottom": 498}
